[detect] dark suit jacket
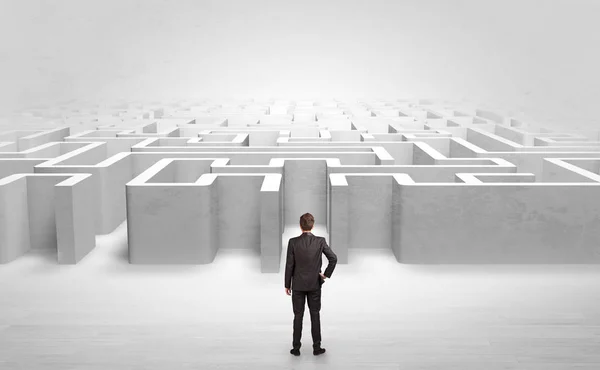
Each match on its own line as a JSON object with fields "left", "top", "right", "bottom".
{"left": 285, "top": 232, "right": 337, "bottom": 291}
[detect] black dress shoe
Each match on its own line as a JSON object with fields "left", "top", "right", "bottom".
{"left": 313, "top": 348, "right": 326, "bottom": 356}
{"left": 290, "top": 348, "right": 300, "bottom": 356}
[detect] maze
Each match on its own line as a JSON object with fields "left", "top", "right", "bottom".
{"left": 1, "top": 99, "right": 600, "bottom": 270}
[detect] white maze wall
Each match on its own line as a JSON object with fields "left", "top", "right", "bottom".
{"left": 1, "top": 100, "right": 600, "bottom": 270}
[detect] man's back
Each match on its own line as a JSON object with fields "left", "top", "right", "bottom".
{"left": 285, "top": 214, "right": 337, "bottom": 356}
{"left": 285, "top": 232, "right": 337, "bottom": 292}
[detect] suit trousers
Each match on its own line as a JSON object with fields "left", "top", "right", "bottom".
{"left": 292, "top": 287, "right": 322, "bottom": 350}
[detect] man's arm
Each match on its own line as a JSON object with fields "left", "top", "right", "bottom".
{"left": 284, "top": 239, "right": 294, "bottom": 289}
{"left": 321, "top": 238, "right": 337, "bottom": 278}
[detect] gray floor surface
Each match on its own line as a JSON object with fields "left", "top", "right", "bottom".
{"left": 1, "top": 223, "right": 600, "bottom": 370}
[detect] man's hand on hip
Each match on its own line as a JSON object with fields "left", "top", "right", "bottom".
{"left": 319, "top": 273, "right": 327, "bottom": 279}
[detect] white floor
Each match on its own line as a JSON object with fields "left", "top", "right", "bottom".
{"left": 1, "top": 223, "right": 600, "bottom": 369}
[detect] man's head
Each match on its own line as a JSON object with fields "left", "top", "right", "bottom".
{"left": 299, "top": 213, "right": 314, "bottom": 232}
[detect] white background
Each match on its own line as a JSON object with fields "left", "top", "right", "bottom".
{"left": 1, "top": 0, "right": 599, "bottom": 127}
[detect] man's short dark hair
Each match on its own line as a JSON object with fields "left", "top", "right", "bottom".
{"left": 300, "top": 213, "right": 314, "bottom": 231}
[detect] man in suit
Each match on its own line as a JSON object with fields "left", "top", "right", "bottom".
{"left": 285, "top": 213, "right": 338, "bottom": 356}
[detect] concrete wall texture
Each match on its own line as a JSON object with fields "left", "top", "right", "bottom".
{"left": 1, "top": 99, "right": 600, "bottom": 269}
